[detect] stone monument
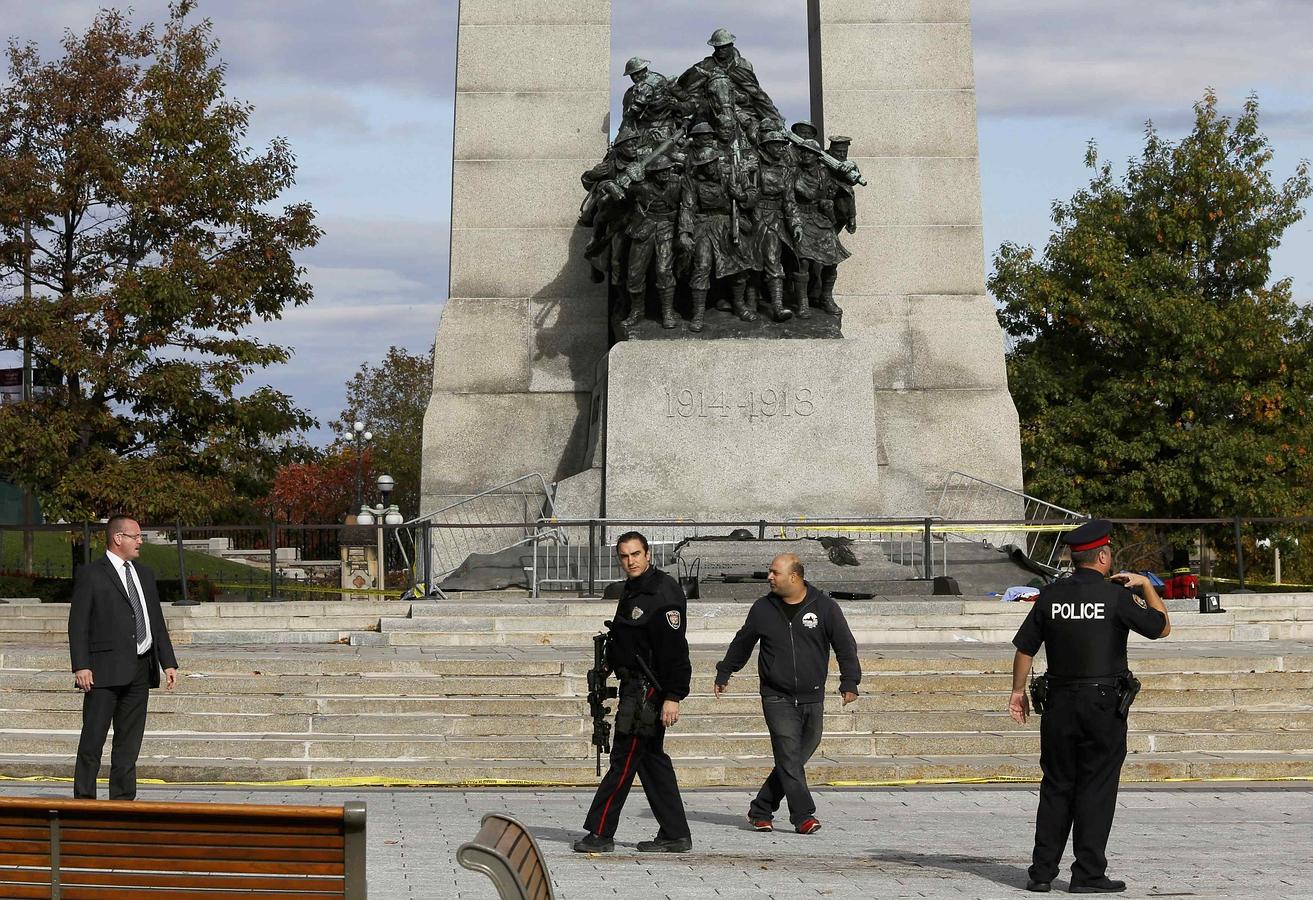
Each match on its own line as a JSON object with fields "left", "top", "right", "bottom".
{"left": 423, "top": 0, "right": 1022, "bottom": 527}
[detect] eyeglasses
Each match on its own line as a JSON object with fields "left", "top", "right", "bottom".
{"left": 117, "top": 532, "right": 144, "bottom": 542}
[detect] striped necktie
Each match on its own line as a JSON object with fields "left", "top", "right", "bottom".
{"left": 123, "top": 562, "right": 147, "bottom": 645}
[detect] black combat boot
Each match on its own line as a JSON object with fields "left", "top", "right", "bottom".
{"left": 730, "top": 278, "right": 758, "bottom": 322}
{"left": 622, "top": 288, "right": 645, "bottom": 328}
{"left": 659, "top": 287, "right": 678, "bottom": 329}
{"left": 689, "top": 289, "right": 707, "bottom": 332}
{"left": 766, "top": 279, "right": 793, "bottom": 322}
{"left": 818, "top": 269, "right": 842, "bottom": 315}
{"left": 793, "top": 275, "right": 811, "bottom": 319}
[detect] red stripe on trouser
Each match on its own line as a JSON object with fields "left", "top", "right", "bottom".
{"left": 597, "top": 735, "right": 641, "bottom": 834}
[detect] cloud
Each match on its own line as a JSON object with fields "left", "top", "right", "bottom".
{"left": 973, "top": 0, "right": 1313, "bottom": 124}
{"left": 3, "top": 0, "right": 460, "bottom": 98}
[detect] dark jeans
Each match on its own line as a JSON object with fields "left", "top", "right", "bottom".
{"left": 750, "top": 695, "right": 824, "bottom": 825}
{"left": 74, "top": 654, "right": 151, "bottom": 800}
{"left": 1029, "top": 683, "right": 1128, "bottom": 885}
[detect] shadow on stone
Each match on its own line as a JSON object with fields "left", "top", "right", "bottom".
{"left": 863, "top": 848, "right": 1029, "bottom": 890}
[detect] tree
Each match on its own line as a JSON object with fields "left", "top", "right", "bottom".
{"left": 992, "top": 92, "right": 1313, "bottom": 522}
{"left": 338, "top": 345, "right": 433, "bottom": 518}
{"left": 265, "top": 447, "right": 373, "bottom": 525}
{"left": 0, "top": 3, "right": 320, "bottom": 522}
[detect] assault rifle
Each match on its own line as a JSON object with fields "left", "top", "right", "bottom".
{"left": 587, "top": 630, "right": 618, "bottom": 775}
{"left": 783, "top": 130, "right": 867, "bottom": 187}
{"left": 578, "top": 132, "right": 688, "bottom": 226}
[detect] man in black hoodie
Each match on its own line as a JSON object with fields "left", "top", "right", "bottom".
{"left": 715, "top": 553, "right": 860, "bottom": 834}
{"left": 574, "top": 531, "right": 693, "bottom": 854}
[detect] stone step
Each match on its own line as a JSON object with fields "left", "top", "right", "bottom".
{"left": 3, "top": 686, "right": 1309, "bottom": 717}
{"left": 6, "top": 727, "right": 1310, "bottom": 760}
{"left": 5, "top": 705, "right": 1311, "bottom": 737}
{"left": 358, "top": 622, "right": 1299, "bottom": 647}
{"left": 0, "top": 750, "right": 1307, "bottom": 787}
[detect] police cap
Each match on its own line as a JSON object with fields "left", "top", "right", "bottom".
{"left": 624, "top": 57, "right": 650, "bottom": 76}
{"left": 827, "top": 135, "right": 853, "bottom": 146}
{"left": 1060, "top": 519, "right": 1113, "bottom": 553}
{"left": 707, "top": 28, "right": 736, "bottom": 47}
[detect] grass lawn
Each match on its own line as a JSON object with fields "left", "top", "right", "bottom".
{"left": 0, "top": 530, "right": 267, "bottom": 581}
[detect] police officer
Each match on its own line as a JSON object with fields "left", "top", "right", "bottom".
{"left": 574, "top": 531, "right": 693, "bottom": 853}
{"left": 1009, "top": 519, "right": 1172, "bottom": 893}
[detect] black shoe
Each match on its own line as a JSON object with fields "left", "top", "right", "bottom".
{"left": 636, "top": 834, "right": 692, "bottom": 853}
{"left": 1069, "top": 877, "right": 1126, "bottom": 893}
{"left": 572, "top": 833, "right": 614, "bottom": 853}
{"left": 1026, "top": 879, "right": 1051, "bottom": 892}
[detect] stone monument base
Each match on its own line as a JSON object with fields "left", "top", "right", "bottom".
{"left": 598, "top": 339, "right": 881, "bottom": 522}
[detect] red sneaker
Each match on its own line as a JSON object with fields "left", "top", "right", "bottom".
{"left": 796, "top": 817, "right": 822, "bottom": 835}
{"left": 747, "top": 814, "right": 773, "bottom": 832}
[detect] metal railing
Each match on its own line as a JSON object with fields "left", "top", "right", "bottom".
{"left": 528, "top": 517, "right": 947, "bottom": 596}
{"left": 6, "top": 514, "right": 1313, "bottom": 602}
{"left": 934, "top": 471, "right": 1087, "bottom": 568}
{"left": 396, "top": 474, "right": 556, "bottom": 593}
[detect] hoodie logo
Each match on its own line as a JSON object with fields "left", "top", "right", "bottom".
{"left": 666, "top": 610, "right": 681, "bottom": 629}
{"left": 802, "top": 612, "right": 818, "bottom": 629}
{"left": 631, "top": 607, "right": 644, "bottom": 620}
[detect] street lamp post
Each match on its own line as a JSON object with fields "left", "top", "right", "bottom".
{"left": 357, "top": 474, "right": 403, "bottom": 594}
{"left": 343, "top": 421, "right": 372, "bottom": 511}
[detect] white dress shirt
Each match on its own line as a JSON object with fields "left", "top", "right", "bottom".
{"left": 106, "top": 549, "right": 153, "bottom": 655}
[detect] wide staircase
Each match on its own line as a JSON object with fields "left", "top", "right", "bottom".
{"left": 1, "top": 595, "right": 1311, "bottom": 787}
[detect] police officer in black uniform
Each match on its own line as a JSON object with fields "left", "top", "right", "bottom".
{"left": 574, "top": 531, "right": 693, "bottom": 853}
{"left": 1009, "top": 520, "right": 1171, "bottom": 893}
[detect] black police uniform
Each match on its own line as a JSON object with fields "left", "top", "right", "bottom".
{"left": 1013, "top": 563, "right": 1167, "bottom": 887}
{"left": 583, "top": 566, "right": 692, "bottom": 842}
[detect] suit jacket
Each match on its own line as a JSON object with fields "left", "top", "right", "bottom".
{"left": 68, "top": 555, "right": 178, "bottom": 688}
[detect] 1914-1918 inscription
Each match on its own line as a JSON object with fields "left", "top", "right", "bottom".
{"left": 663, "top": 386, "right": 815, "bottom": 422}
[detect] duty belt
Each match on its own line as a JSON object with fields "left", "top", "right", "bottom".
{"left": 1047, "top": 676, "right": 1120, "bottom": 687}
{"left": 756, "top": 199, "right": 784, "bottom": 210}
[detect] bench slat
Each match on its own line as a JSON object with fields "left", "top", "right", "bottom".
{"left": 60, "top": 888, "right": 340, "bottom": 900}
{"left": 57, "top": 826, "right": 344, "bottom": 849}
{"left": 58, "top": 853, "right": 344, "bottom": 876}
{"left": 0, "top": 798, "right": 346, "bottom": 822}
{"left": 58, "top": 869, "right": 345, "bottom": 893}
{"left": 0, "top": 883, "right": 48, "bottom": 899}
{"left": 59, "top": 842, "right": 345, "bottom": 863}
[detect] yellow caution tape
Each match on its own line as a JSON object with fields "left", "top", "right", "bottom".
{"left": 1206, "top": 576, "right": 1313, "bottom": 590}
{"left": 5, "top": 773, "right": 1310, "bottom": 789}
{"left": 209, "top": 581, "right": 400, "bottom": 598}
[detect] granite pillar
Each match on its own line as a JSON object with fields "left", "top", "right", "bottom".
{"left": 811, "top": 0, "right": 1024, "bottom": 512}
{"left": 421, "top": 0, "right": 611, "bottom": 514}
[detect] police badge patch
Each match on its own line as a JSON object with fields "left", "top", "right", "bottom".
{"left": 631, "top": 607, "right": 644, "bottom": 620}
{"left": 666, "top": 610, "right": 681, "bottom": 629}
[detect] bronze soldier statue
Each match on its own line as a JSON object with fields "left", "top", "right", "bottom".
{"left": 622, "top": 155, "right": 683, "bottom": 331}
{"left": 678, "top": 146, "right": 758, "bottom": 331}
{"left": 581, "top": 127, "right": 644, "bottom": 288}
{"left": 820, "top": 135, "right": 857, "bottom": 315}
{"left": 791, "top": 140, "right": 848, "bottom": 318}
{"left": 747, "top": 131, "right": 804, "bottom": 323}
{"left": 677, "top": 29, "right": 781, "bottom": 138}
{"left": 621, "top": 57, "right": 687, "bottom": 143}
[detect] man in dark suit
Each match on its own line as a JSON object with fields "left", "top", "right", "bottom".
{"left": 69, "top": 515, "right": 179, "bottom": 799}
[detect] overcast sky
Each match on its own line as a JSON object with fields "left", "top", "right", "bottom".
{"left": 4, "top": 0, "right": 1311, "bottom": 445}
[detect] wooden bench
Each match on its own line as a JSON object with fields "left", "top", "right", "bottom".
{"left": 457, "top": 813, "right": 555, "bottom": 900}
{"left": 0, "top": 796, "right": 366, "bottom": 899}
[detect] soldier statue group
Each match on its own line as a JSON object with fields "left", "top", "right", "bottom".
{"left": 579, "top": 29, "right": 866, "bottom": 336}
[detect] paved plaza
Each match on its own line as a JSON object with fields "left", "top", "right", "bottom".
{"left": 4, "top": 782, "right": 1308, "bottom": 898}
